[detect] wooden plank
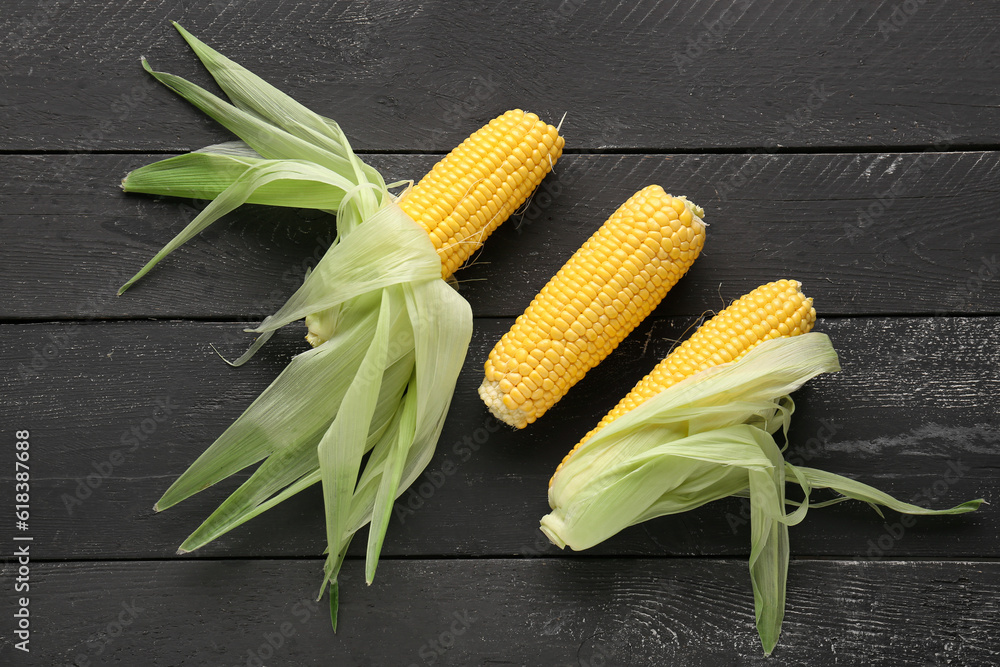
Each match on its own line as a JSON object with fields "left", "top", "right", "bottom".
{"left": 3, "top": 558, "right": 998, "bottom": 665}
{"left": 2, "top": 1, "right": 999, "bottom": 152}
{"left": 3, "top": 151, "right": 999, "bottom": 320}
{"left": 2, "top": 316, "right": 994, "bottom": 560}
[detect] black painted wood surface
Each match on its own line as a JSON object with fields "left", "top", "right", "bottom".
{"left": 3, "top": 152, "right": 1000, "bottom": 321}
{"left": 3, "top": 1, "right": 1000, "bottom": 152}
{"left": 1, "top": 316, "right": 995, "bottom": 562}
{"left": 1, "top": 0, "right": 998, "bottom": 665}
{"left": 7, "top": 559, "right": 1000, "bottom": 667}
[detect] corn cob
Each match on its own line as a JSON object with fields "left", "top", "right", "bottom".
{"left": 479, "top": 185, "right": 706, "bottom": 428}
{"left": 303, "top": 109, "right": 563, "bottom": 348}
{"left": 541, "top": 285, "right": 980, "bottom": 657}
{"left": 553, "top": 279, "right": 815, "bottom": 482}
{"left": 400, "top": 109, "right": 565, "bottom": 279}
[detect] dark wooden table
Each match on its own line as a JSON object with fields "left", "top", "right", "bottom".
{"left": 2, "top": 1, "right": 999, "bottom": 665}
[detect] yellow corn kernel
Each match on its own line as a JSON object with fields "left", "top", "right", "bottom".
{"left": 399, "top": 109, "right": 565, "bottom": 279}
{"left": 479, "top": 185, "right": 707, "bottom": 428}
{"left": 552, "top": 279, "right": 816, "bottom": 482}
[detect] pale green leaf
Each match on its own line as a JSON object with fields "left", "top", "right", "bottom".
{"left": 366, "top": 378, "right": 417, "bottom": 583}
{"left": 745, "top": 422, "right": 790, "bottom": 656}
{"left": 170, "top": 312, "right": 415, "bottom": 552}
{"left": 196, "top": 140, "right": 262, "bottom": 158}
{"left": 159, "top": 207, "right": 450, "bottom": 554}
{"left": 336, "top": 278, "right": 473, "bottom": 569}
{"left": 122, "top": 151, "right": 261, "bottom": 200}
{"left": 128, "top": 28, "right": 478, "bottom": 624}
{"left": 541, "top": 425, "right": 776, "bottom": 550}
{"left": 156, "top": 302, "right": 379, "bottom": 513}
{"left": 172, "top": 24, "right": 349, "bottom": 159}
{"left": 748, "top": 465, "right": 788, "bottom": 656}
{"left": 119, "top": 159, "right": 357, "bottom": 294}
{"left": 168, "top": 23, "right": 386, "bottom": 194}
{"left": 140, "top": 57, "right": 356, "bottom": 176}
{"left": 793, "top": 465, "right": 983, "bottom": 515}
{"left": 122, "top": 151, "right": 348, "bottom": 209}
{"left": 394, "top": 278, "right": 474, "bottom": 491}
{"left": 251, "top": 202, "right": 442, "bottom": 335}
{"left": 318, "top": 290, "right": 393, "bottom": 591}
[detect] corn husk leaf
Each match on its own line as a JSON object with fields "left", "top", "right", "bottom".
{"left": 139, "top": 56, "right": 354, "bottom": 177}
{"left": 249, "top": 204, "right": 442, "bottom": 335}
{"left": 745, "top": 419, "right": 793, "bottom": 656}
{"left": 317, "top": 290, "right": 394, "bottom": 592}
{"left": 119, "top": 159, "right": 359, "bottom": 294}
{"left": 122, "top": 151, "right": 352, "bottom": 209}
{"left": 154, "top": 201, "right": 455, "bottom": 533}
{"left": 790, "top": 465, "right": 983, "bottom": 515}
{"left": 198, "top": 140, "right": 263, "bottom": 158}
{"left": 168, "top": 22, "right": 384, "bottom": 192}
{"left": 172, "top": 24, "right": 353, "bottom": 165}
{"left": 363, "top": 277, "right": 473, "bottom": 580}
{"left": 120, "top": 20, "right": 388, "bottom": 293}
{"left": 122, "top": 27, "right": 475, "bottom": 627}
{"left": 366, "top": 379, "right": 418, "bottom": 580}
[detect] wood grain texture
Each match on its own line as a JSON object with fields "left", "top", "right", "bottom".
{"left": 1, "top": 558, "right": 997, "bottom": 666}
{"left": 2, "top": 0, "right": 999, "bottom": 152}
{"left": 2, "top": 316, "right": 993, "bottom": 560}
{"left": 3, "top": 151, "right": 999, "bottom": 320}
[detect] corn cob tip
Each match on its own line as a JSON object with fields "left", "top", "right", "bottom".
{"left": 478, "top": 378, "right": 530, "bottom": 428}
{"left": 304, "top": 309, "right": 338, "bottom": 348}
{"left": 677, "top": 195, "right": 705, "bottom": 221}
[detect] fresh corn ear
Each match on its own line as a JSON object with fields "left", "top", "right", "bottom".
{"left": 542, "top": 323, "right": 982, "bottom": 655}
{"left": 560, "top": 279, "right": 816, "bottom": 477}
{"left": 116, "top": 24, "right": 564, "bottom": 628}
{"left": 400, "top": 110, "right": 565, "bottom": 279}
{"left": 479, "top": 185, "right": 706, "bottom": 428}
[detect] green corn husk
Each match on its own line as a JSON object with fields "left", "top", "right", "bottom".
{"left": 118, "top": 23, "right": 474, "bottom": 624}
{"left": 541, "top": 333, "right": 983, "bottom": 655}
